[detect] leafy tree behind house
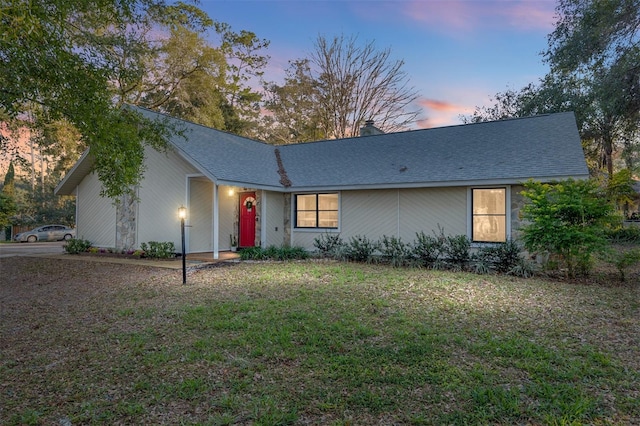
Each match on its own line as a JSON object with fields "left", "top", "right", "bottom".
{"left": 0, "top": 0, "right": 179, "bottom": 199}
{"left": 463, "top": 0, "right": 640, "bottom": 180}
{"left": 1, "top": 0, "right": 271, "bottom": 200}
{"left": 520, "top": 179, "right": 615, "bottom": 278}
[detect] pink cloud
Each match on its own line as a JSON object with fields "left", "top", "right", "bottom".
{"left": 502, "top": 2, "right": 557, "bottom": 31}
{"left": 399, "top": 0, "right": 556, "bottom": 35}
{"left": 416, "top": 97, "right": 474, "bottom": 128}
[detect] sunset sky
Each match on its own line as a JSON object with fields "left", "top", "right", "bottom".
{"left": 199, "top": 0, "right": 558, "bottom": 128}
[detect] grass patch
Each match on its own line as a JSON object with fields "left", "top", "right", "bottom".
{"left": 1, "top": 258, "right": 638, "bottom": 424}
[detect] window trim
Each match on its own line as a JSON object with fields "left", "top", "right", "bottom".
{"left": 468, "top": 186, "right": 510, "bottom": 244}
{"left": 294, "top": 192, "right": 340, "bottom": 230}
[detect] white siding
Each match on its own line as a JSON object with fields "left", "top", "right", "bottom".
{"left": 291, "top": 187, "right": 469, "bottom": 250}
{"left": 137, "top": 146, "right": 200, "bottom": 251}
{"left": 218, "top": 185, "right": 237, "bottom": 251}
{"left": 342, "top": 190, "right": 398, "bottom": 240}
{"left": 189, "top": 179, "right": 213, "bottom": 252}
{"left": 264, "top": 191, "right": 285, "bottom": 247}
{"left": 399, "top": 187, "right": 467, "bottom": 241}
{"left": 76, "top": 171, "right": 116, "bottom": 247}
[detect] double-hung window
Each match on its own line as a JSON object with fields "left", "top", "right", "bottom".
{"left": 472, "top": 188, "right": 506, "bottom": 243}
{"left": 295, "top": 193, "right": 338, "bottom": 228}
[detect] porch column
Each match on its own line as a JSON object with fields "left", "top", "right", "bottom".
{"left": 213, "top": 183, "right": 219, "bottom": 259}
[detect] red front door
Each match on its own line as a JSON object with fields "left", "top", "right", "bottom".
{"left": 239, "top": 192, "right": 256, "bottom": 247}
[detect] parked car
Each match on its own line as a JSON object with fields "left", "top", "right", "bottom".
{"left": 14, "top": 225, "right": 76, "bottom": 242}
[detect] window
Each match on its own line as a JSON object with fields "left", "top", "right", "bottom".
{"left": 472, "top": 188, "right": 506, "bottom": 242}
{"left": 295, "top": 193, "right": 338, "bottom": 228}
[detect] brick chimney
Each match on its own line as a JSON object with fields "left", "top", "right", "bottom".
{"left": 360, "top": 120, "right": 384, "bottom": 136}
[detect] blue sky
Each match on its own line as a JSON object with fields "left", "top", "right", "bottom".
{"left": 198, "top": 0, "right": 558, "bottom": 128}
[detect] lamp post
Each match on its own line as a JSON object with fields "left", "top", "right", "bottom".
{"left": 178, "top": 205, "right": 187, "bottom": 284}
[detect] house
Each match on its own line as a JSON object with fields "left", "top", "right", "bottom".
{"left": 55, "top": 108, "right": 589, "bottom": 258}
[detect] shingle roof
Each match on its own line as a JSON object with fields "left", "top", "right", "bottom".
{"left": 278, "top": 111, "right": 589, "bottom": 190}
{"left": 56, "top": 108, "right": 589, "bottom": 195}
{"left": 136, "top": 107, "right": 283, "bottom": 189}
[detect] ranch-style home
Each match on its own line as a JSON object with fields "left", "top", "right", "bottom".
{"left": 55, "top": 107, "right": 589, "bottom": 258}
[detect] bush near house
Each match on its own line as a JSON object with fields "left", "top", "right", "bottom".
{"left": 240, "top": 245, "right": 309, "bottom": 261}
{"left": 63, "top": 238, "right": 92, "bottom": 254}
{"left": 63, "top": 240, "right": 176, "bottom": 259}
{"left": 140, "top": 241, "right": 175, "bottom": 259}
{"left": 313, "top": 231, "right": 533, "bottom": 277}
{"left": 520, "top": 179, "right": 614, "bottom": 278}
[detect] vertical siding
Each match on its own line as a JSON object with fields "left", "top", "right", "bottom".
{"left": 291, "top": 187, "right": 470, "bottom": 250}
{"left": 77, "top": 171, "right": 116, "bottom": 247}
{"left": 264, "top": 191, "right": 285, "bottom": 247}
{"left": 137, "top": 146, "right": 200, "bottom": 251}
{"left": 189, "top": 179, "right": 213, "bottom": 252}
{"left": 218, "top": 185, "right": 237, "bottom": 250}
{"left": 399, "top": 187, "right": 467, "bottom": 240}
{"left": 341, "top": 189, "right": 398, "bottom": 240}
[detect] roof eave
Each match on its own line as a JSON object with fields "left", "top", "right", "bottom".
{"left": 54, "top": 149, "right": 95, "bottom": 195}
{"left": 282, "top": 174, "right": 590, "bottom": 193}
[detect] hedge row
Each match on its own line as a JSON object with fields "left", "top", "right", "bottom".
{"left": 313, "top": 231, "right": 535, "bottom": 277}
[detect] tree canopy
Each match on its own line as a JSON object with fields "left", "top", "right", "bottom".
{"left": 1, "top": 0, "right": 178, "bottom": 198}
{"left": 464, "top": 0, "right": 640, "bottom": 180}
{"left": 1, "top": 0, "right": 275, "bottom": 201}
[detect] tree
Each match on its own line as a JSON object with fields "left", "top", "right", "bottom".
{"left": 264, "top": 34, "right": 421, "bottom": 142}
{"left": 606, "top": 168, "right": 638, "bottom": 216}
{"left": 2, "top": 161, "right": 15, "bottom": 196}
{"left": 520, "top": 179, "right": 614, "bottom": 278}
{"left": 95, "top": 3, "right": 231, "bottom": 129}
{"left": 464, "top": 0, "right": 639, "bottom": 179}
{"left": 545, "top": 0, "right": 640, "bottom": 177}
{"left": 0, "top": 162, "right": 17, "bottom": 229}
{"left": 1, "top": 0, "right": 178, "bottom": 199}
{"left": 262, "top": 59, "right": 327, "bottom": 144}
{"left": 214, "top": 23, "right": 271, "bottom": 137}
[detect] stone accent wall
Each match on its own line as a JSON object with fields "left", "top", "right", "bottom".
{"left": 115, "top": 190, "right": 138, "bottom": 251}
{"left": 283, "top": 193, "right": 291, "bottom": 247}
{"left": 510, "top": 185, "right": 526, "bottom": 241}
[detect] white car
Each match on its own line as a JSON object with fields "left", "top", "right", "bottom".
{"left": 15, "top": 225, "right": 76, "bottom": 242}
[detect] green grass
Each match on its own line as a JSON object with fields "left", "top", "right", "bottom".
{"left": 1, "top": 260, "right": 638, "bottom": 425}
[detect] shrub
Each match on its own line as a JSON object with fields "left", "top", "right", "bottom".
{"left": 443, "top": 234, "right": 471, "bottom": 270}
{"left": 313, "top": 233, "right": 344, "bottom": 258}
{"left": 605, "top": 226, "right": 640, "bottom": 243}
{"left": 508, "top": 258, "right": 537, "bottom": 278}
{"left": 475, "top": 240, "right": 523, "bottom": 273}
{"left": 239, "top": 246, "right": 263, "bottom": 260}
{"left": 379, "top": 235, "right": 411, "bottom": 267}
{"left": 345, "top": 235, "right": 379, "bottom": 263}
{"left": 140, "top": 241, "right": 176, "bottom": 259}
{"left": 412, "top": 231, "right": 445, "bottom": 267}
{"left": 280, "top": 246, "right": 309, "bottom": 260}
{"left": 240, "top": 246, "right": 266, "bottom": 260}
{"left": 240, "top": 246, "right": 309, "bottom": 261}
{"left": 520, "top": 179, "right": 614, "bottom": 278}
{"left": 472, "top": 257, "right": 492, "bottom": 275}
{"left": 63, "top": 238, "right": 92, "bottom": 254}
{"left": 601, "top": 247, "right": 640, "bottom": 282}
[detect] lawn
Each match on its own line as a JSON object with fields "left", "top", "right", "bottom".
{"left": 1, "top": 257, "right": 638, "bottom": 425}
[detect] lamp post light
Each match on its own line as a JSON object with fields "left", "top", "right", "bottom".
{"left": 178, "top": 205, "right": 187, "bottom": 284}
